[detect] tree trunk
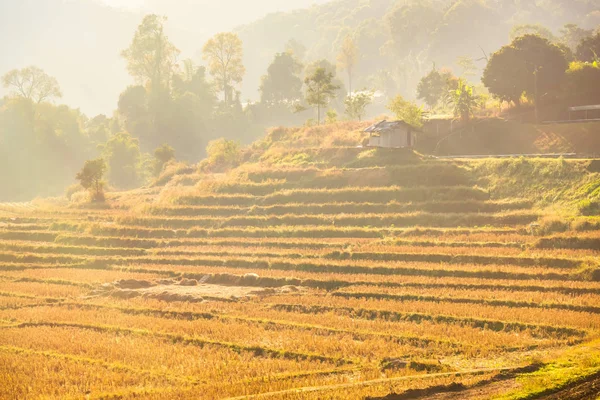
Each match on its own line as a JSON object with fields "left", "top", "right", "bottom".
{"left": 317, "top": 104, "right": 321, "bottom": 125}
{"left": 348, "top": 69, "right": 352, "bottom": 99}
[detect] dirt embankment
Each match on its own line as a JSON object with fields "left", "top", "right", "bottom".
{"left": 420, "top": 119, "right": 600, "bottom": 156}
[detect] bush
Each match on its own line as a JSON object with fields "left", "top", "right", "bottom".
{"left": 538, "top": 217, "right": 570, "bottom": 235}
{"left": 65, "top": 184, "right": 85, "bottom": 201}
{"left": 202, "top": 139, "right": 242, "bottom": 172}
{"left": 578, "top": 199, "right": 600, "bottom": 216}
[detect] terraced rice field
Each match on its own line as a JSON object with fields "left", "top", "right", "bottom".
{"left": 1, "top": 156, "right": 600, "bottom": 399}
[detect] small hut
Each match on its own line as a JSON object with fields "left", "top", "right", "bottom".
{"left": 364, "top": 120, "right": 420, "bottom": 148}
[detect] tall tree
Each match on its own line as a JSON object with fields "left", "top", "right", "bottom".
{"left": 337, "top": 35, "right": 358, "bottom": 98}
{"left": 482, "top": 34, "right": 569, "bottom": 110}
{"left": 560, "top": 24, "right": 593, "bottom": 52}
{"left": 2, "top": 66, "right": 61, "bottom": 104}
{"left": 417, "top": 66, "right": 450, "bottom": 109}
{"left": 121, "top": 14, "right": 179, "bottom": 91}
{"left": 259, "top": 52, "right": 303, "bottom": 106}
{"left": 202, "top": 32, "right": 245, "bottom": 105}
{"left": 576, "top": 32, "right": 600, "bottom": 62}
{"left": 304, "top": 67, "right": 340, "bottom": 125}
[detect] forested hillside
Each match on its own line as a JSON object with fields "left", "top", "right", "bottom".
{"left": 237, "top": 0, "right": 600, "bottom": 102}
{"left": 1, "top": 0, "right": 600, "bottom": 202}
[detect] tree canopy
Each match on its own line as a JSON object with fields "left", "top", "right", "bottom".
{"left": 304, "top": 67, "right": 340, "bottom": 125}
{"left": 482, "top": 34, "right": 569, "bottom": 105}
{"left": 259, "top": 52, "right": 303, "bottom": 106}
{"left": 202, "top": 32, "right": 246, "bottom": 104}
{"left": 121, "top": 15, "right": 180, "bottom": 91}
{"left": 2, "top": 66, "right": 62, "bottom": 104}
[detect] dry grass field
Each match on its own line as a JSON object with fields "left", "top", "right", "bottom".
{"left": 1, "top": 124, "right": 600, "bottom": 399}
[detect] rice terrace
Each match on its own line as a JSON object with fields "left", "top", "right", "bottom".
{"left": 1, "top": 121, "right": 599, "bottom": 399}
{"left": 2, "top": 0, "right": 600, "bottom": 399}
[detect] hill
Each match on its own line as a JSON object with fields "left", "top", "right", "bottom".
{"left": 1, "top": 122, "right": 600, "bottom": 398}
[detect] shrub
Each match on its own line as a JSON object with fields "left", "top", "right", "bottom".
{"left": 202, "top": 138, "right": 242, "bottom": 172}
{"left": 578, "top": 199, "right": 600, "bottom": 216}
{"left": 65, "top": 184, "right": 85, "bottom": 201}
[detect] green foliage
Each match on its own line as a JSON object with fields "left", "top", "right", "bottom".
{"left": 384, "top": 2, "right": 441, "bottom": 59}
{"left": 304, "top": 67, "right": 340, "bottom": 125}
{"left": 387, "top": 95, "right": 423, "bottom": 128}
{"left": 449, "top": 79, "right": 479, "bottom": 122}
{"left": 325, "top": 109, "right": 338, "bottom": 124}
{"left": 121, "top": 15, "right": 179, "bottom": 90}
{"left": 483, "top": 34, "right": 569, "bottom": 105}
{"left": 0, "top": 95, "right": 97, "bottom": 201}
{"left": 559, "top": 24, "right": 593, "bottom": 52}
{"left": 103, "top": 132, "right": 141, "bottom": 189}
{"left": 577, "top": 199, "right": 599, "bottom": 216}
{"left": 204, "top": 138, "right": 242, "bottom": 172}
{"left": 75, "top": 158, "right": 106, "bottom": 202}
{"left": 344, "top": 91, "right": 373, "bottom": 121}
{"left": 153, "top": 144, "right": 175, "bottom": 176}
{"left": 417, "top": 66, "right": 454, "bottom": 109}
{"left": 259, "top": 52, "right": 303, "bottom": 106}
{"left": 576, "top": 31, "right": 600, "bottom": 62}
{"left": 202, "top": 32, "right": 245, "bottom": 104}
{"left": 510, "top": 24, "right": 556, "bottom": 42}
{"left": 563, "top": 61, "right": 600, "bottom": 105}
{"left": 336, "top": 35, "right": 358, "bottom": 96}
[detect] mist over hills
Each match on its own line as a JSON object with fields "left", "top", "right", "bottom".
{"left": 0, "top": 0, "right": 329, "bottom": 116}
{"left": 3, "top": 0, "right": 598, "bottom": 118}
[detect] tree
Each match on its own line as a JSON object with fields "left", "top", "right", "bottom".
{"left": 337, "top": 35, "right": 358, "bottom": 98}
{"left": 560, "top": 24, "right": 593, "bottom": 52}
{"left": 576, "top": 32, "right": 600, "bottom": 62}
{"left": 417, "top": 66, "right": 449, "bottom": 109}
{"left": 153, "top": 143, "right": 175, "bottom": 176}
{"left": 202, "top": 32, "right": 245, "bottom": 104}
{"left": 121, "top": 14, "right": 179, "bottom": 91}
{"left": 344, "top": 91, "right": 373, "bottom": 121}
{"left": 259, "top": 52, "right": 303, "bottom": 106}
{"left": 510, "top": 24, "right": 555, "bottom": 42}
{"left": 482, "top": 34, "right": 569, "bottom": 108}
{"left": 117, "top": 85, "right": 154, "bottom": 150}
{"left": 563, "top": 61, "right": 600, "bottom": 105}
{"left": 76, "top": 158, "right": 106, "bottom": 202}
{"left": 304, "top": 67, "right": 340, "bottom": 125}
{"left": 285, "top": 39, "right": 307, "bottom": 61}
{"left": 384, "top": 2, "right": 441, "bottom": 59}
{"left": 103, "top": 132, "right": 141, "bottom": 189}
{"left": 2, "top": 66, "right": 61, "bottom": 104}
{"left": 387, "top": 95, "right": 423, "bottom": 128}
{"left": 449, "top": 79, "right": 479, "bottom": 122}
{"left": 456, "top": 56, "right": 477, "bottom": 79}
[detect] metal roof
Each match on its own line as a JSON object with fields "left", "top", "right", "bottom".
{"left": 569, "top": 105, "right": 600, "bottom": 112}
{"left": 364, "top": 120, "right": 421, "bottom": 133}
